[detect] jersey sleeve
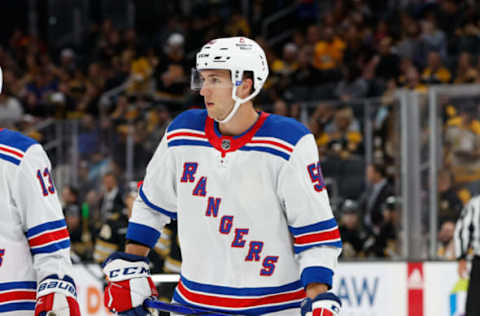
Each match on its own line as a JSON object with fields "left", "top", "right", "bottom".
{"left": 13, "top": 144, "right": 73, "bottom": 282}
{"left": 278, "top": 134, "right": 342, "bottom": 289}
{"left": 126, "top": 134, "right": 174, "bottom": 248}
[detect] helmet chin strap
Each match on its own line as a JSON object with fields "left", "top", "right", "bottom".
{"left": 215, "top": 85, "right": 256, "bottom": 124}
{"left": 215, "top": 99, "right": 242, "bottom": 124}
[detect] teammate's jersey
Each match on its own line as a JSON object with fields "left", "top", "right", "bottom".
{"left": 0, "top": 129, "right": 73, "bottom": 315}
{"left": 126, "top": 110, "right": 342, "bottom": 315}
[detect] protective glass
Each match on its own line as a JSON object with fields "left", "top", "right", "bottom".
{"left": 190, "top": 68, "right": 235, "bottom": 91}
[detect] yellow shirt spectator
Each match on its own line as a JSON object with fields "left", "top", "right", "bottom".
{"left": 422, "top": 66, "right": 451, "bottom": 83}
{"left": 128, "top": 57, "right": 153, "bottom": 94}
{"left": 313, "top": 37, "right": 346, "bottom": 70}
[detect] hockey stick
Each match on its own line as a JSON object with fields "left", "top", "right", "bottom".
{"left": 144, "top": 298, "right": 235, "bottom": 316}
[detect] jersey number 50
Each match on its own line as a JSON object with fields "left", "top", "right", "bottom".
{"left": 36, "top": 168, "right": 55, "bottom": 196}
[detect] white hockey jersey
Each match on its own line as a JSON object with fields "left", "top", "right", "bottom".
{"left": 127, "top": 110, "right": 342, "bottom": 315}
{"left": 0, "top": 129, "right": 73, "bottom": 315}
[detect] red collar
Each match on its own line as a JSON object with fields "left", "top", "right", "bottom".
{"left": 205, "top": 112, "right": 269, "bottom": 157}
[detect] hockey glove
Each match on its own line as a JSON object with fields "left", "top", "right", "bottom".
{"left": 103, "top": 252, "right": 158, "bottom": 315}
{"left": 301, "top": 292, "right": 342, "bottom": 316}
{"left": 35, "top": 275, "right": 81, "bottom": 316}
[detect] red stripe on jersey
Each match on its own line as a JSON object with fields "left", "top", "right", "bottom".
{"left": 28, "top": 228, "right": 69, "bottom": 247}
{"left": 249, "top": 140, "right": 293, "bottom": 152}
{"left": 0, "top": 146, "right": 24, "bottom": 158}
{"left": 167, "top": 132, "right": 207, "bottom": 140}
{"left": 177, "top": 281, "right": 305, "bottom": 308}
{"left": 0, "top": 290, "right": 36, "bottom": 303}
{"left": 295, "top": 229, "right": 340, "bottom": 245}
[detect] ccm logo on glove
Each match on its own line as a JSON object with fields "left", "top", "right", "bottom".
{"left": 107, "top": 266, "right": 150, "bottom": 279}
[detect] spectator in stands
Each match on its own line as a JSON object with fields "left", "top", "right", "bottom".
{"left": 271, "top": 42, "right": 299, "bottom": 77}
{"left": 225, "top": 11, "right": 251, "bottom": 37}
{"left": 62, "top": 185, "right": 81, "bottom": 242}
{"left": 359, "top": 163, "right": 393, "bottom": 235}
{"left": 438, "top": 169, "right": 466, "bottom": 224}
{"left": 363, "top": 196, "right": 399, "bottom": 258}
{"left": 396, "top": 16, "right": 422, "bottom": 65}
{"left": 437, "top": 220, "right": 455, "bottom": 260}
{"left": 313, "top": 26, "right": 345, "bottom": 81}
{"left": 99, "top": 172, "right": 124, "bottom": 221}
{"left": 404, "top": 65, "right": 428, "bottom": 92}
{"left": 59, "top": 48, "right": 77, "bottom": 74}
{"left": 77, "top": 64, "right": 105, "bottom": 116}
{"left": 78, "top": 114, "right": 101, "bottom": 160}
{"left": 23, "top": 70, "right": 59, "bottom": 116}
{"left": 309, "top": 103, "right": 335, "bottom": 156}
{"left": 422, "top": 51, "right": 451, "bottom": 84}
{"left": 445, "top": 108, "right": 480, "bottom": 184}
{"left": 338, "top": 199, "right": 365, "bottom": 258}
{"left": 154, "top": 33, "right": 188, "bottom": 98}
{"left": 452, "top": 19, "right": 480, "bottom": 57}
{"left": 341, "top": 20, "right": 371, "bottom": 70}
{"left": 419, "top": 18, "right": 447, "bottom": 64}
{"left": 94, "top": 189, "right": 163, "bottom": 272}
{"left": 0, "top": 92, "right": 23, "bottom": 126}
{"left": 454, "top": 52, "right": 478, "bottom": 84}
{"left": 145, "top": 104, "right": 171, "bottom": 153}
{"left": 271, "top": 43, "right": 299, "bottom": 93}
{"left": 324, "top": 106, "right": 363, "bottom": 159}
{"left": 372, "top": 79, "right": 398, "bottom": 166}
{"left": 374, "top": 37, "right": 400, "bottom": 81}
{"left": 306, "top": 24, "right": 321, "bottom": 47}
{"left": 62, "top": 185, "right": 92, "bottom": 261}
{"left": 127, "top": 46, "right": 155, "bottom": 96}
{"left": 289, "top": 44, "right": 322, "bottom": 87}
{"left": 334, "top": 63, "right": 368, "bottom": 101}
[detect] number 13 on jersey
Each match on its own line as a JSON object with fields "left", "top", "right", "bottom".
{"left": 36, "top": 168, "right": 55, "bottom": 196}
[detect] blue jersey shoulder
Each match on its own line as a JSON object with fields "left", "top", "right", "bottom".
{"left": 257, "top": 114, "right": 310, "bottom": 146}
{"left": 167, "top": 109, "right": 207, "bottom": 133}
{"left": 0, "top": 129, "right": 38, "bottom": 152}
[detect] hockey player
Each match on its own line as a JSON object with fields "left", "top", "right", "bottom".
{"left": 0, "top": 130, "right": 81, "bottom": 316}
{"left": 102, "top": 37, "right": 342, "bottom": 315}
{"left": 0, "top": 67, "right": 80, "bottom": 316}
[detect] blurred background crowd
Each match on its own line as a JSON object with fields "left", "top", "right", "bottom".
{"left": 1, "top": 0, "right": 480, "bottom": 279}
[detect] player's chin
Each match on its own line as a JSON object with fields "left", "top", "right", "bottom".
{"left": 206, "top": 109, "right": 222, "bottom": 121}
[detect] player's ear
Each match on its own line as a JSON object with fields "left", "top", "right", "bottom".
{"left": 237, "top": 78, "right": 253, "bottom": 98}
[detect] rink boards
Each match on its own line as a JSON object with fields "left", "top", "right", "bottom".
{"left": 72, "top": 261, "right": 465, "bottom": 316}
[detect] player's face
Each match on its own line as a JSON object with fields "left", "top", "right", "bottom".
{"left": 199, "top": 69, "right": 235, "bottom": 121}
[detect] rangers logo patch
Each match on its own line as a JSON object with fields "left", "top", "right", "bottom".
{"left": 221, "top": 139, "right": 231, "bottom": 150}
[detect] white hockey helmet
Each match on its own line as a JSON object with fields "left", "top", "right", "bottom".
{"left": 191, "top": 37, "right": 269, "bottom": 123}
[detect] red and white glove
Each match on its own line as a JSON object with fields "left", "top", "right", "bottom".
{"left": 301, "top": 292, "right": 342, "bottom": 316}
{"left": 35, "top": 275, "right": 80, "bottom": 316}
{"left": 102, "top": 252, "right": 158, "bottom": 314}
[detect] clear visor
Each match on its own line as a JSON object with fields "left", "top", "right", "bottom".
{"left": 190, "top": 68, "right": 238, "bottom": 91}
{"left": 190, "top": 68, "right": 203, "bottom": 91}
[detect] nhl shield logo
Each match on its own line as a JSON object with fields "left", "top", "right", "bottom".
{"left": 221, "top": 139, "right": 231, "bottom": 150}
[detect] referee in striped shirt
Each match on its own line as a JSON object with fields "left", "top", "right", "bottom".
{"left": 455, "top": 195, "right": 480, "bottom": 315}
